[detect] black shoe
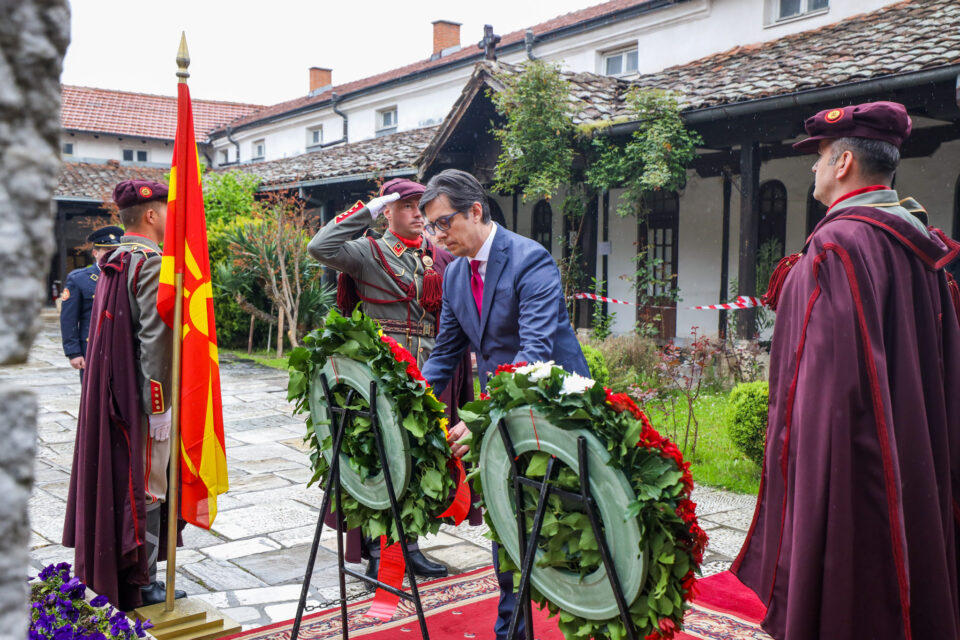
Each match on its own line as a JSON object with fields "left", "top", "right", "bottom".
{"left": 407, "top": 549, "right": 448, "bottom": 578}
{"left": 365, "top": 556, "right": 379, "bottom": 581}
{"left": 140, "top": 581, "right": 186, "bottom": 606}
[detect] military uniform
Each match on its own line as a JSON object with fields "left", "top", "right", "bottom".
{"left": 59, "top": 263, "right": 100, "bottom": 363}
{"left": 112, "top": 233, "right": 173, "bottom": 504}
{"left": 308, "top": 200, "right": 442, "bottom": 367}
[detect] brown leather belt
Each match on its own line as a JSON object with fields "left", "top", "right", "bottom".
{"left": 378, "top": 318, "right": 436, "bottom": 338}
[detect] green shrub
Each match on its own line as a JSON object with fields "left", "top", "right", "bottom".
{"left": 581, "top": 344, "right": 609, "bottom": 386}
{"left": 725, "top": 381, "right": 769, "bottom": 467}
{"left": 581, "top": 333, "right": 659, "bottom": 392}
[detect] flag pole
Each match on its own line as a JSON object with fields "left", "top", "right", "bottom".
{"left": 164, "top": 32, "right": 190, "bottom": 613}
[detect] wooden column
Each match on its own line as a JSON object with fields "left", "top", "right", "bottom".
{"left": 719, "top": 174, "right": 732, "bottom": 337}
{"left": 737, "top": 142, "right": 761, "bottom": 339}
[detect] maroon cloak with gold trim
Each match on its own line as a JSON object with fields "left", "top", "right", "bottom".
{"left": 732, "top": 205, "right": 960, "bottom": 639}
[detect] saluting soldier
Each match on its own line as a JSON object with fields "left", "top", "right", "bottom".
{"left": 308, "top": 177, "right": 477, "bottom": 580}
{"left": 59, "top": 226, "right": 124, "bottom": 382}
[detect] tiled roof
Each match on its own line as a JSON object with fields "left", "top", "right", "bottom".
{"left": 231, "top": 126, "right": 439, "bottom": 189}
{"left": 61, "top": 86, "right": 262, "bottom": 142}
{"left": 634, "top": 0, "right": 960, "bottom": 110}
{"left": 216, "top": 0, "right": 663, "bottom": 132}
{"left": 56, "top": 161, "right": 168, "bottom": 203}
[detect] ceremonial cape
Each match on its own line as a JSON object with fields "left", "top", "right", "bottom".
{"left": 62, "top": 251, "right": 182, "bottom": 610}
{"left": 732, "top": 199, "right": 960, "bottom": 639}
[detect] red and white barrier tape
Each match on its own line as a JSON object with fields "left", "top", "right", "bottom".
{"left": 573, "top": 292, "right": 765, "bottom": 310}
{"left": 690, "top": 296, "right": 764, "bottom": 310}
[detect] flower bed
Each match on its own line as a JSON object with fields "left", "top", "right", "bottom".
{"left": 29, "top": 562, "right": 152, "bottom": 640}
{"left": 287, "top": 308, "right": 456, "bottom": 542}
{"left": 459, "top": 361, "right": 707, "bottom": 640}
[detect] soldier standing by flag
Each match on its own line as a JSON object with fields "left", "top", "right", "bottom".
{"left": 308, "top": 177, "right": 477, "bottom": 580}
{"left": 63, "top": 180, "right": 186, "bottom": 609}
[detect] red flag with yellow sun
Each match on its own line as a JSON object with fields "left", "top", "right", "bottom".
{"left": 157, "top": 79, "right": 228, "bottom": 528}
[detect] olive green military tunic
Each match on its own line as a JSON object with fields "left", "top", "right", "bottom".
{"left": 307, "top": 202, "right": 438, "bottom": 368}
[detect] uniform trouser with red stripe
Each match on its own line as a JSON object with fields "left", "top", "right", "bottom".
{"left": 142, "top": 417, "right": 171, "bottom": 582}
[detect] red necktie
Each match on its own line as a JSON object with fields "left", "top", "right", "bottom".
{"left": 470, "top": 260, "right": 484, "bottom": 316}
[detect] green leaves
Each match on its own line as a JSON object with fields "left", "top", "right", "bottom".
{"left": 287, "top": 308, "right": 457, "bottom": 544}
{"left": 460, "top": 363, "right": 702, "bottom": 640}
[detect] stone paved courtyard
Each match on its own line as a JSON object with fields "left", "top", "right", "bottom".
{"left": 9, "top": 313, "right": 755, "bottom": 631}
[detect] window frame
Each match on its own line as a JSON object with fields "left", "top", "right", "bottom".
{"left": 62, "top": 142, "right": 74, "bottom": 157}
{"left": 769, "top": 0, "right": 829, "bottom": 24}
{"left": 376, "top": 107, "right": 398, "bottom": 134}
{"left": 252, "top": 139, "right": 266, "bottom": 161}
{"left": 602, "top": 46, "right": 639, "bottom": 77}
{"left": 532, "top": 199, "right": 553, "bottom": 253}
{"left": 307, "top": 125, "right": 323, "bottom": 148}
{"left": 219, "top": 149, "right": 229, "bottom": 165}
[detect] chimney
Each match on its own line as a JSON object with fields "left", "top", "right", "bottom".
{"left": 432, "top": 20, "right": 461, "bottom": 55}
{"left": 309, "top": 67, "right": 332, "bottom": 94}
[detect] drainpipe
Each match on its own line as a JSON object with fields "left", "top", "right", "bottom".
{"left": 524, "top": 29, "right": 536, "bottom": 61}
{"left": 317, "top": 92, "right": 348, "bottom": 148}
{"left": 225, "top": 125, "right": 241, "bottom": 164}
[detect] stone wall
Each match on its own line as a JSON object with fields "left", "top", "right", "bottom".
{"left": 0, "top": 1, "right": 69, "bottom": 637}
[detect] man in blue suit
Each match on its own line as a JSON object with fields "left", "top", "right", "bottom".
{"left": 420, "top": 169, "right": 588, "bottom": 640}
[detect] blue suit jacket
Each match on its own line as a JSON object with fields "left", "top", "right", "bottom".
{"left": 422, "top": 225, "right": 588, "bottom": 394}
{"left": 60, "top": 264, "right": 100, "bottom": 358}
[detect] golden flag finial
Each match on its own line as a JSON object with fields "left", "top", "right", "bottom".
{"left": 176, "top": 32, "right": 190, "bottom": 83}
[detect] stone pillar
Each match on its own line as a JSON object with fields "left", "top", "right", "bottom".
{"left": 0, "top": 1, "right": 70, "bottom": 637}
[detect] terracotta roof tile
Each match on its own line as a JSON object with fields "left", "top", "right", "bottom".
{"left": 633, "top": 0, "right": 960, "bottom": 110}
{"left": 219, "top": 0, "right": 662, "bottom": 131}
{"left": 55, "top": 161, "right": 169, "bottom": 202}
{"left": 230, "top": 126, "right": 439, "bottom": 188}
{"left": 61, "top": 86, "right": 262, "bottom": 142}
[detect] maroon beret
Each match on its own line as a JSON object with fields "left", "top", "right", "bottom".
{"left": 380, "top": 178, "right": 425, "bottom": 200}
{"left": 793, "top": 101, "right": 912, "bottom": 153}
{"left": 112, "top": 180, "right": 169, "bottom": 209}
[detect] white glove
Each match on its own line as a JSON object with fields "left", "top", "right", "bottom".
{"left": 149, "top": 409, "right": 172, "bottom": 442}
{"left": 366, "top": 192, "right": 401, "bottom": 218}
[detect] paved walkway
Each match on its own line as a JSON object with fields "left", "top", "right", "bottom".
{"left": 9, "top": 313, "right": 754, "bottom": 631}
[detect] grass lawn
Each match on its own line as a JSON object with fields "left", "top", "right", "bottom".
{"left": 223, "top": 348, "right": 290, "bottom": 371}
{"left": 643, "top": 392, "right": 760, "bottom": 495}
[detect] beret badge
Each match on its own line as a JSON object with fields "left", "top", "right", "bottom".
{"left": 825, "top": 108, "right": 844, "bottom": 123}
{"left": 139, "top": 186, "right": 153, "bottom": 198}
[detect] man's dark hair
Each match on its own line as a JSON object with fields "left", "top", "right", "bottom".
{"left": 419, "top": 169, "right": 491, "bottom": 223}
{"left": 118, "top": 202, "right": 152, "bottom": 229}
{"left": 830, "top": 137, "right": 900, "bottom": 183}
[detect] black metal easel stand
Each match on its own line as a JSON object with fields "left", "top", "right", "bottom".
{"left": 291, "top": 375, "right": 430, "bottom": 640}
{"left": 497, "top": 419, "right": 638, "bottom": 640}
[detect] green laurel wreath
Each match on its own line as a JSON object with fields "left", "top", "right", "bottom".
{"left": 459, "top": 363, "right": 706, "bottom": 640}
{"left": 287, "top": 308, "right": 456, "bottom": 542}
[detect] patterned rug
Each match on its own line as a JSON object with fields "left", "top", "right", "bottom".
{"left": 222, "top": 569, "right": 771, "bottom": 640}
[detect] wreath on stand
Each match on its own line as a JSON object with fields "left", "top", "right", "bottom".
{"left": 459, "top": 362, "right": 707, "bottom": 640}
{"left": 287, "top": 308, "right": 457, "bottom": 542}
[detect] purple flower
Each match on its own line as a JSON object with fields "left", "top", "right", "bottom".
{"left": 90, "top": 594, "right": 109, "bottom": 608}
{"left": 53, "top": 627, "right": 74, "bottom": 640}
{"left": 38, "top": 564, "right": 57, "bottom": 581}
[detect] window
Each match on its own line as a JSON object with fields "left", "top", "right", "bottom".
{"left": 377, "top": 107, "right": 397, "bottom": 133}
{"left": 758, "top": 180, "right": 787, "bottom": 258}
{"left": 122, "top": 149, "right": 148, "bottom": 163}
{"left": 776, "top": 0, "right": 828, "bottom": 20}
{"left": 532, "top": 200, "right": 553, "bottom": 252}
{"left": 637, "top": 191, "right": 680, "bottom": 340}
{"left": 62, "top": 142, "right": 73, "bottom": 157}
{"left": 252, "top": 139, "right": 265, "bottom": 160}
{"left": 603, "top": 48, "right": 639, "bottom": 76}
{"left": 307, "top": 126, "right": 323, "bottom": 147}
{"left": 219, "top": 149, "right": 229, "bottom": 165}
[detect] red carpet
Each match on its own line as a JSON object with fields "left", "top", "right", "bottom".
{"left": 222, "top": 569, "right": 769, "bottom": 640}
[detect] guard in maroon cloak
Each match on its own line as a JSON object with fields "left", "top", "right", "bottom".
{"left": 731, "top": 101, "right": 960, "bottom": 639}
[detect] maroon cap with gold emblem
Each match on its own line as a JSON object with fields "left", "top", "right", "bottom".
{"left": 112, "top": 180, "right": 169, "bottom": 209}
{"left": 793, "top": 101, "right": 912, "bottom": 154}
{"left": 380, "top": 178, "right": 425, "bottom": 201}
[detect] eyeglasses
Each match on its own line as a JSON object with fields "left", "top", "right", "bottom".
{"left": 424, "top": 210, "right": 468, "bottom": 235}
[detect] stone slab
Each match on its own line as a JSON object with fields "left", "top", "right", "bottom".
{"left": 221, "top": 606, "right": 262, "bottom": 624}
{"left": 227, "top": 473, "right": 290, "bottom": 494}
{"left": 201, "top": 537, "right": 283, "bottom": 561}
{"left": 231, "top": 458, "right": 304, "bottom": 475}
{"left": 233, "top": 584, "right": 304, "bottom": 606}
{"left": 28, "top": 488, "right": 67, "bottom": 542}
{"left": 703, "top": 526, "right": 747, "bottom": 559}
{"left": 233, "top": 544, "right": 339, "bottom": 585}
{"left": 182, "top": 559, "right": 268, "bottom": 591}
{"left": 700, "top": 506, "right": 755, "bottom": 532}
{"left": 416, "top": 543, "right": 491, "bottom": 573}
{"left": 210, "top": 500, "right": 318, "bottom": 539}
{"left": 226, "top": 443, "right": 304, "bottom": 463}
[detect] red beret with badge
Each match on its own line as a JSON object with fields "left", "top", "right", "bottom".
{"left": 380, "top": 178, "right": 425, "bottom": 201}
{"left": 793, "top": 101, "right": 912, "bottom": 153}
{"left": 112, "top": 180, "right": 169, "bottom": 210}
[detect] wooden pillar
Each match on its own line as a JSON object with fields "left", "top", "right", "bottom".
{"left": 719, "top": 174, "right": 732, "bottom": 337}
{"left": 56, "top": 203, "right": 67, "bottom": 285}
{"left": 511, "top": 192, "right": 518, "bottom": 232}
{"left": 737, "top": 141, "right": 761, "bottom": 339}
